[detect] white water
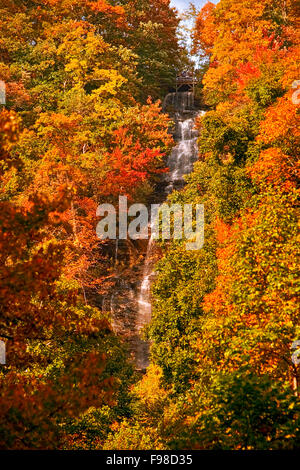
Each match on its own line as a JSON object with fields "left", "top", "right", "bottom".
{"left": 165, "top": 116, "right": 199, "bottom": 194}
{"left": 135, "top": 92, "right": 202, "bottom": 370}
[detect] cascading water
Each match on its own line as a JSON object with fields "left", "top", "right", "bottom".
{"left": 165, "top": 117, "right": 199, "bottom": 194}
{"left": 135, "top": 91, "right": 203, "bottom": 370}
{"left": 105, "top": 92, "right": 204, "bottom": 370}
{"left": 135, "top": 224, "right": 157, "bottom": 370}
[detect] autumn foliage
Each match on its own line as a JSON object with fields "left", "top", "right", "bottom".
{"left": 1, "top": 0, "right": 299, "bottom": 451}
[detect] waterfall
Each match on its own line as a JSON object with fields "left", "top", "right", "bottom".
{"left": 135, "top": 236, "right": 155, "bottom": 370}
{"left": 165, "top": 116, "right": 199, "bottom": 194}
{"left": 135, "top": 92, "right": 202, "bottom": 370}
{"left": 107, "top": 92, "right": 204, "bottom": 371}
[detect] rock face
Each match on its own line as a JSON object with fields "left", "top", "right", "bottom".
{"left": 104, "top": 92, "right": 202, "bottom": 370}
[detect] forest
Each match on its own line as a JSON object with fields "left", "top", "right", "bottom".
{"left": 0, "top": 0, "right": 299, "bottom": 450}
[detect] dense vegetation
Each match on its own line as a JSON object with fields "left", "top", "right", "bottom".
{"left": 0, "top": 0, "right": 299, "bottom": 450}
